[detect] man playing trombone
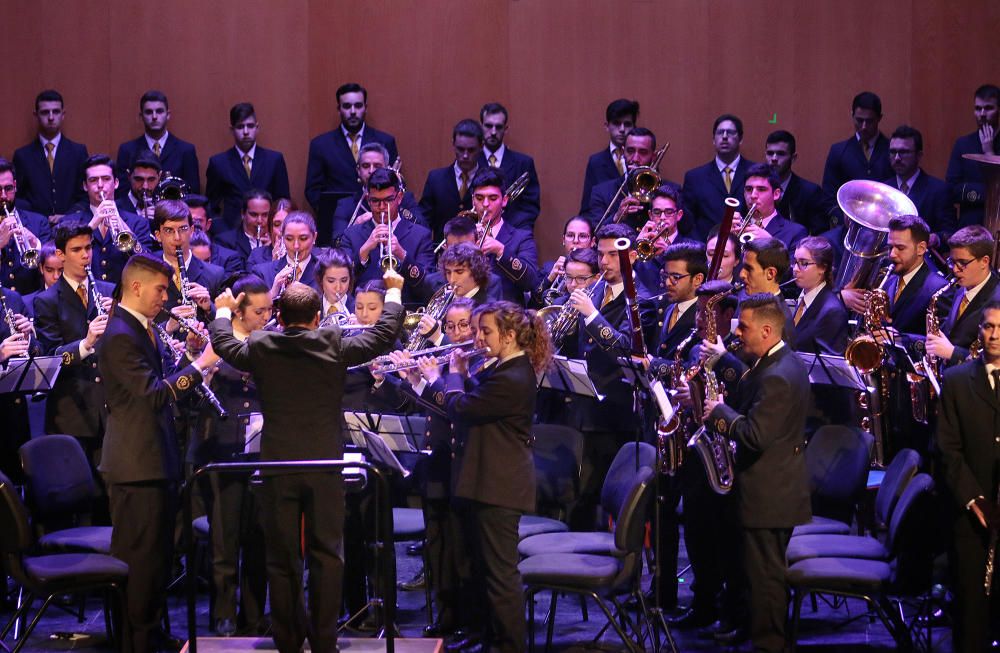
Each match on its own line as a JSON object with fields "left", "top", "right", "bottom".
{"left": 586, "top": 127, "right": 662, "bottom": 228}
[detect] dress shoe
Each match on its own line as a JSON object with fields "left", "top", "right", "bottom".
{"left": 713, "top": 623, "right": 749, "bottom": 645}
{"left": 423, "top": 622, "right": 454, "bottom": 638}
{"left": 696, "top": 618, "right": 732, "bottom": 640}
{"left": 407, "top": 541, "right": 425, "bottom": 556}
{"left": 399, "top": 568, "right": 426, "bottom": 591}
{"left": 214, "top": 618, "right": 237, "bottom": 637}
{"left": 444, "top": 629, "right": 482, "bottom": 652}
{"left": 666, "top": 606, "right": 716, "bottom": 630}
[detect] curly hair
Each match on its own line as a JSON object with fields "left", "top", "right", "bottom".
{"left": 474, "top": 300, "right": 553, "bottom": 373}
{"left": 438, "top": 242, "right": 491, "bottom": 290}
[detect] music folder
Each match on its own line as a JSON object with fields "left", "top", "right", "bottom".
{"left": 539, "top": 356, "right": 604, "bottom": 400}
{"left": 0, "top": 355, "right": 61, "bottom": 395}
{"left": 343, "top": 411, "right": 422, "bottom": 452}
{"left": 797, "top": 352, "right": 867, "bottom": 391}
{"left": 359, "top": 427, "right": 409, "bottom": 478}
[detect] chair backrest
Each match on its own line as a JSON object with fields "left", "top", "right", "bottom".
{"left": 805, "top": 425, "right": 874, "bottom": 522}
{"left": 886, "top": 472, "right": 934, "bottom": 553}
{"left": 532, "top": 423, "right": 585, "bottom": 511}
{"left": 19, "top": 435, "right": 98, "bottom": 524}
{"left": 601, "top": 442, "right": 656, "bottom": 518}
{"left": 874, "top": 448, "right": 921, "bottom": 528}
{"left": 613, "top": 466, "right": 655, "bottom": 554}
{"left": 0, "top": 471, "right": 35, "bottom": 555}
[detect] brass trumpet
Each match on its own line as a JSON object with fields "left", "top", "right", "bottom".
{"left": 733, "top": 203, "right": 761, "bottom": 244}
{"left": 635, "top": 222, "right": 674, "bottom": 261}
{"left": 98, "top": 190, "right": 140, "bottom": 253}
{"left": 378, "top": 210, "right": 399, "bottom": 272}
{"left": 2, "top": 203, "right": 39, "bottom": 269}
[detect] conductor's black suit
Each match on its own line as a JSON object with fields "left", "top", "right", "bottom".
{"left": 210, "top": 295, "right": 403, "bottom": 653}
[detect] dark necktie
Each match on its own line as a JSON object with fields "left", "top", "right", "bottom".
{"left": 992, "top": 370, "right": 1000, "bottom": 402}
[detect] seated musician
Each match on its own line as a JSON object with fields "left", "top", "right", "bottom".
{"left": 634, "top": 184, "right": 702, "bottom": 295}
{"left": 733, "top": 163, "right": 808, "bottom": 253}
{"left": 331, "top": 142, "right": 425, "bottom": 239}
{"left": 789, "top": 236, "right": 848, "bottom": 355}
{"left": 185, "top": 195, "right": 244, "bottom": 275}
{"left": 530, "top": 215, "right": 594, "bottom": 308}
{"left": 647, "top": 243, "right": 707, "bottom": 378}
{"left": 251, "top": 210, "right": 326, "bottom": 296}
{"left": 587, "top": 126, "right": 661, "bottom": 229}
{"left": 216, "top": 189, "right": 272, "bottom": 267}
{"left": 246, "top": 197, "right": 294, "bottom": 267}
{"left": 315, "top": 249, "right": 355, "bottom": 319}
{"left": 417, "top": 240, "right": 498, "bottom": 307}
{"left": 705, "top": 225, "right": 741, "bottom": 286}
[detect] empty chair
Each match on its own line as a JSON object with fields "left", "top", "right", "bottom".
{"left": 518, "top": 423, "right": 585, "bottom": 539}
{"left": 791, "top": 425, "right": 873, "bottom": 537}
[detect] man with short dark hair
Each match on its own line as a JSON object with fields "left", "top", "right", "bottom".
{"left": 13, "top": 89, "right": 89, "bottom": 220}
{"left": 185, "top": 194, "right": 244, "bottom": 274}
{"left": 0, "top": 157, "right": 50, "bottom": 294}
{"left": 478, "top": 102, "right": 540, "bottom": 231}
{"left": 587, "top": 126, "right": 666, "bottom": 228}
{"left": 682, "top": 114, "right": 756, "bottom": 240}
{"left": 117, "top": 149, "right": 162, "bottom": 221}
{"left": 821, "top": 91, "right": 892, "bottom": 200}
{"left": 150, "top": 199, "right": 226, "bottom": 320}
{"left": 210, "top": 268, "right": 405, "bottom": 653}
{"left": 305, "top": 83, "right": 399, "bottom": 214}
{"left": 116, "top": 90, "right": 200, "bottom": 194}
{"left": 884, "top": 125, "right": 956, "bottom": 248}
{"left": 580, "top": 98, "right": 639, "bottom": 213}
{"left": 206, "top": 102, "right": 290, "bottom": 231}
{"left": 419, "top": 119, "right": 483, "bottom": 242}
{"left": 735, "top": 163, "right": 807, "bottom": 252}
{"left": 946, "top": 83, "right": 1000, "bottom": 227}
{"left": 217, "top": 189, "right": 273, "bottom": 265}
{"left": 764, "top": 130, "right": 834, "bottom": 235}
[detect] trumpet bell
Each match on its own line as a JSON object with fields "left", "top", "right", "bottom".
{"left": 115, "top": 231, "right": 139, "bottom": 253}
{"left": 536, "top": 304, "right": 562, "bottom": 330}
{"left": 635, "top": 238, "right": 657, "bottom": 261}
{"left": 22, "top": 249, "right": 40, "bottom": 270}
{"left": 844, "top": 335, "right": 884, "bottom": 374}
{"left": 403, "top": 310, "right": 425, "bottom": 331}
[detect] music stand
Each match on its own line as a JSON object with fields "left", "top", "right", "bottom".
{"left": 241, "top": 412, "right": 263, "bottom": 456}
{"left": 0, "top": 355, "right": 61, "bottom": 395}
{"left": 359, "top": 428, "right": 409, "bottom": 478}
{"left": 539, "top": 356, "right": 604, "bottom": 400}
{"left": 343, "top": 411, "right": 423, "bottom": 453}
{"left": 797, "top": 352, "right": 868, "bottom": 390}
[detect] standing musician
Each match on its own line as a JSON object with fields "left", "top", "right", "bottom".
{"left": 419, "top": 120, "right": 482, "bottom": 242}
{"left": 587, "top": 127, "right": 661, "bottom": 228}
{"left": 531, "top": 215, "right": 594, "bottom": 308}
{"left": 0, "top": 157, "right": 51, "bottom": 295}
{"left": 98, "top": 254, "right": 219, "bottom": 653}
{"left": 470, "top": 168, "right": 539, "bottom": 305}
{"left": 34, "top": 221, "right": 114, "bottom": 467}
{"left": 682, "top": 114, "right": 755, "bottom": 240}
{"left": 936, "top": 298, "right": 1000, "bottom": 653}
{"left": 252, "top": 211, "right": 326, "bottom": 296}
{"left": 152, "top": 199, "right": 226, "bottom": 321}
{"left": 579, "top": 98, "right": 640, "bottom": 214}
{"left": 764, "top": 130, "right": 834, "bottom": 236}
{"left": 634, "top": 185, "right": 701, "bottom": 296}
{"left": 478, "top": 103, "right": 541, "bottom": 232}
{"left": 427, "top": 300, "right": 552, "bottom": 653}
{"left": 946, "top": 84, "right": 1000, "bottom": 228}
{"left": 788, "top": 236, "right": 848, "bottom": 355}
{"left": 703, "top": 293, "right": 812, "bottom": 653}
{"left": 210, "top": 267, "right": 405, "bottom": 653}
{"left": 821, "top": 91, "right": 892, "bottom": 203}
{"left": 63, "top": 155, "right": 154, "bottom": 284}
{"left": 331, "top": 142, "right": 425, "bottom": 239}
{"left": 340, "top": 168, "right": 435, "bottom": 304}
{"left": 116, "top": 90, "right": 201, "bottom": 195}
{"left": 926, "top": 226, "right": 1000, "bottom": 367}
{"left": 188, "top": 274, "right": 273, "bottom": 637}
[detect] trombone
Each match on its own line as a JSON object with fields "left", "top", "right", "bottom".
{"left": 97, "top": 190, "right": 141, "bottom": 253}
{"left": 2, "top": 203, "right": 39, "bottom": 269}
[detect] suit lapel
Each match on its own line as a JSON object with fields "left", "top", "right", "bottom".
{"left": 971, "top": 361, "right": 1000, "bottom": 412}
{"left": 160, "top": 134, "right": 176, "bottom": 162}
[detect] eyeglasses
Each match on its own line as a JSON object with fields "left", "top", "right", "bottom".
{"left": 564, "top": 274, "right": 596, "bottom": 284}
{"left": 660, "top": 272, "right": 691, "bottom": 284}
{"left": 947, "top": 256, "right": 981, "bottom": 270}
{"left": 368, "top": 192, "right": 398, "bottom": 206}
{"left": 444, "top": 321, "right": 471, "bottom": 332}
{"left": 650, "top": 208, "right": 678, "bottom": 218}
{"left": 159, "top": 226, "right": 191, "bottom": 237}
{"left": 715, "top": 129, "right": 739, "bottom": 137}
{"left": 888, "top": 149, "right": 915, "bottom": 157}
{"left": 565, "top": 233, "right": 592, "bottom": 241}
{"left": 792, "top": 259, "right": 816, "bottom": 269}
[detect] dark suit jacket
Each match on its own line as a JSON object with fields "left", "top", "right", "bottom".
{"left": 777, "top": 173, "right": 835, "bottom": 235}
{"left": 883, "top": 171, "right": 957, "bottom": 244}
{"left": 304, "top": 125, "right": 398, "bottom": 209}
{"left": 332, "top": 190, "right": 426, "bottom": 241}
{"left": 158, "top": 253, "right": 226, "bottom": 316}
{"left": 188, "top": 359, "right": 259, "bottom": 465}
{"left": 251, "top": 251, "right": 326, "bottom": 294}
{"left": 206, "top": 146, "right": 290, "bottom": 231}
{"left": 763, "top": 214, "right": 808, "bottom": 252}
{"left": 477, "top": 148, "right": 541, "bottom": 232}
{"left": 709, "top": 344, "right": 811, "bottom": 528}
{"left": 116, "top": 132, "right": 200, "bottom": 194}
{"left": 647, "top": 300, "right": 698, "bottom": 379}
{"left": 209, "top": 300, "right": 404, "bottom": 464}
{"left": 791, "top": 285, "right": 849, "bottom": 355}
{"left": 216, "top": 228, "right": 259, "bottom": 265}
{"left": 682, "top": 157, "right": 755, "bottom": 240}
{"left": 943, "top": 274, "right": 1000, "bottom": 365}
{"left": 98, "top": 308, "right": 204, "bottom": 484}
{"left": 585, "top": 174, "right": 624, "bottom": 222}
{"left": 489, "top": 222, "right": 538, "bottom": 303}
{"left": 937, "top": 358, "right": 1000, "bottom": 539}
{"left": 34, "top": 276, "right": 115, "bottom": 439}
{"left": 446, "top": 355, "right": 536, "bottom": 512}
{"left": 821, "top": 133, "right": 892, "bottom": 200}
{"left": 210, "top": 242, "right": 245, "bottom": 275}
{"left": 946, "top": 130, "right": 998, "bottom": 227}
{"left": 0, "top": 290, "right": 32, "bottom": 477}
{"left": 1, "top": 208, "right": 51, "bottom": 294}
{"left": 419, "top": 165, "right": 474, "bottom": 241}
{"left": 340, "top": 218, "right": 435, "bottom": 304}
{"left": 887, "top": 263, "right": 951, "bottom": 340}
{"left": 580, "top": 147, "right": 619, "bottom": 213}
{"left": 62, "top": 206, "right": 155, "bottom": 284}
{"left": 12, "top": 135, "right": 89, "bottom": 215}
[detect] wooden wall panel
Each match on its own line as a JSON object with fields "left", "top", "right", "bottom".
{"left": 0, "top": 0, "right": 995, "bottom": 260}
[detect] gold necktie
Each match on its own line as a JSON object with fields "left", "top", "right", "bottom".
{"left": 667, "top": 306, "right": 680, "bottom": 331}
{"left": 243, "top": 153, "right": 252, "bottom": 178}
{"left": 147, "top": 323, "right": 158, "bottom": 348}
{"left": 862, "top": 140, "right": 871, "bottom": 161}
{"left": 958, "top": 294, "right": 970, "bottom": 318}
{"left": 45, "top": 142, "right": 55, "bottom": 173}
{"left": 76, "top": 283, "right": 88, "bottom": 308}
{"left": 614, "top": 148, "right": 626, "bottom": 176}
{"left": 153, "top": 142, "right": 162, "bottom": 158}
{"left": 893, "top": 277, "right": 906, "bottom": 303}
{"left": 793, "top": 299, "right": 805, "bottom": 325}
{"left": 327, "top": 304, "right": 339, "bottom": 315}
{"left": 601, "top": 285, "right": 613, "bottom": 309}
{"left": 350, "top": 134, "right": 360, "bottom": 161}
{"left": 459, "top": 171, "right": 469, "bottom": 198}
{"left": 899, "top": 180, "right": 909, "bottom": 194}
{"left": 723, "top": 167, "right": 733, "bottom": 193}
{"left": 488, "top": 154, "right": 498, "bottom": 168}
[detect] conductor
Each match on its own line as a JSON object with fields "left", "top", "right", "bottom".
{"left": 210, "top": 268, "right": 406, "bottom": 653}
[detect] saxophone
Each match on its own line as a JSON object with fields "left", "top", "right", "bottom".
{"left": 655, "top": 328, "right": 698, "bottom": 476}
{"left": 686, "top": 283, "right": 737, "bottom": 495}
{"left": 908, "top": 278, "right": 958, "bottom": 425}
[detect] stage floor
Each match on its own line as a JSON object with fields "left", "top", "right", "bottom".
{"left": 180, "top": 636, "right": 442, "bottom": 652}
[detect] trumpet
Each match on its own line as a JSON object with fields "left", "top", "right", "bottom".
{"left": 348, "top": 339, "right": 480, "bottom": 372}
{"left": 733, "top": 203, "right": 761, "bottom": 244}
{"left": 85, "top": 265, "right": 108, "bottom": 317}
{"left": 378, "top": 210, "right": 399, "bottom": 272}
{"left": 2, "top": 203, "right": 39, "bottom": 269}
{"left": 98, "top": 190, "right": 141, "bottom": 253}
{"left": 635, "top": 221, "right": 675, "bottom": 261}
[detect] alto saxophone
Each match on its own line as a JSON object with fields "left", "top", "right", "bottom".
{"left": 908, "top": 277, "right": 958, "bottom": 425}
{"left": 686, "top": 283, "right": 737, "bottom": 494}
{"left": 655, "top": 328, "right": 698, "bottom": 476}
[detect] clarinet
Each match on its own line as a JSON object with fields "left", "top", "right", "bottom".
{"left": 986, "top": 476, "right": 999, "bottom": 597}
{"left": 150, "top": 321, "right": 228, "bottom": 419}
{"left": 85, "top": 265, "right": 107, "bottom": 317}
{"left": 175, "top": 246, "right": 194, "bottom": 308}
{"left": 0, "top": 290, "right": 26, "bottom": 356}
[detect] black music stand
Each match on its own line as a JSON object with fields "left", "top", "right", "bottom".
{"left": 538, "top": 356, "right": 604, "bottom": 400}
{"left": 343, "top": 411, "right": 423, "bottom": 454}
{"left": 797, "top": 352, "right": 868, "bottom": 390}
{"left": 0, "top": 355, "right": 61, "bottom": 395}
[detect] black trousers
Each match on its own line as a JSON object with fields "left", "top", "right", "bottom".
{"left": 652, "top": 472, "right": 682, "bottom": 607}
{"left": 743, "top": 527, "right": 792, "bottom": 653}
{"left": 260, "top": 472, "right": 344, "bottom": 653}
{"left": 425, "top": 497, "right": 474, "bottom": 630}
{"left": 108, "top": 480, "right": 176, "bottom": 653}
{"left": 458, "top": 500, "right": 525, "bottom": 653}
{"left": 952, "top": 528, "right": 999, "bottom": 653}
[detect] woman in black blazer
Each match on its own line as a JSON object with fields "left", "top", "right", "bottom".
{"left": 790, "top": 236, "right": 849, "bottom": 355}
{"left": 424, "top": 300, "right": 552, "bottom": 653}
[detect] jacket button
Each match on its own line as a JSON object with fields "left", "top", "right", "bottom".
{"left": 243, "top": 386, "right": 249, "bottom": 392}
{"left": 658, "top": 321, "right": 663, "bottom": 327}
{"left": 243, "top": 402, "right": 250, "bottom": 408}
{"left": 95, "top": 376, "right": 101, "bottom": 383}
